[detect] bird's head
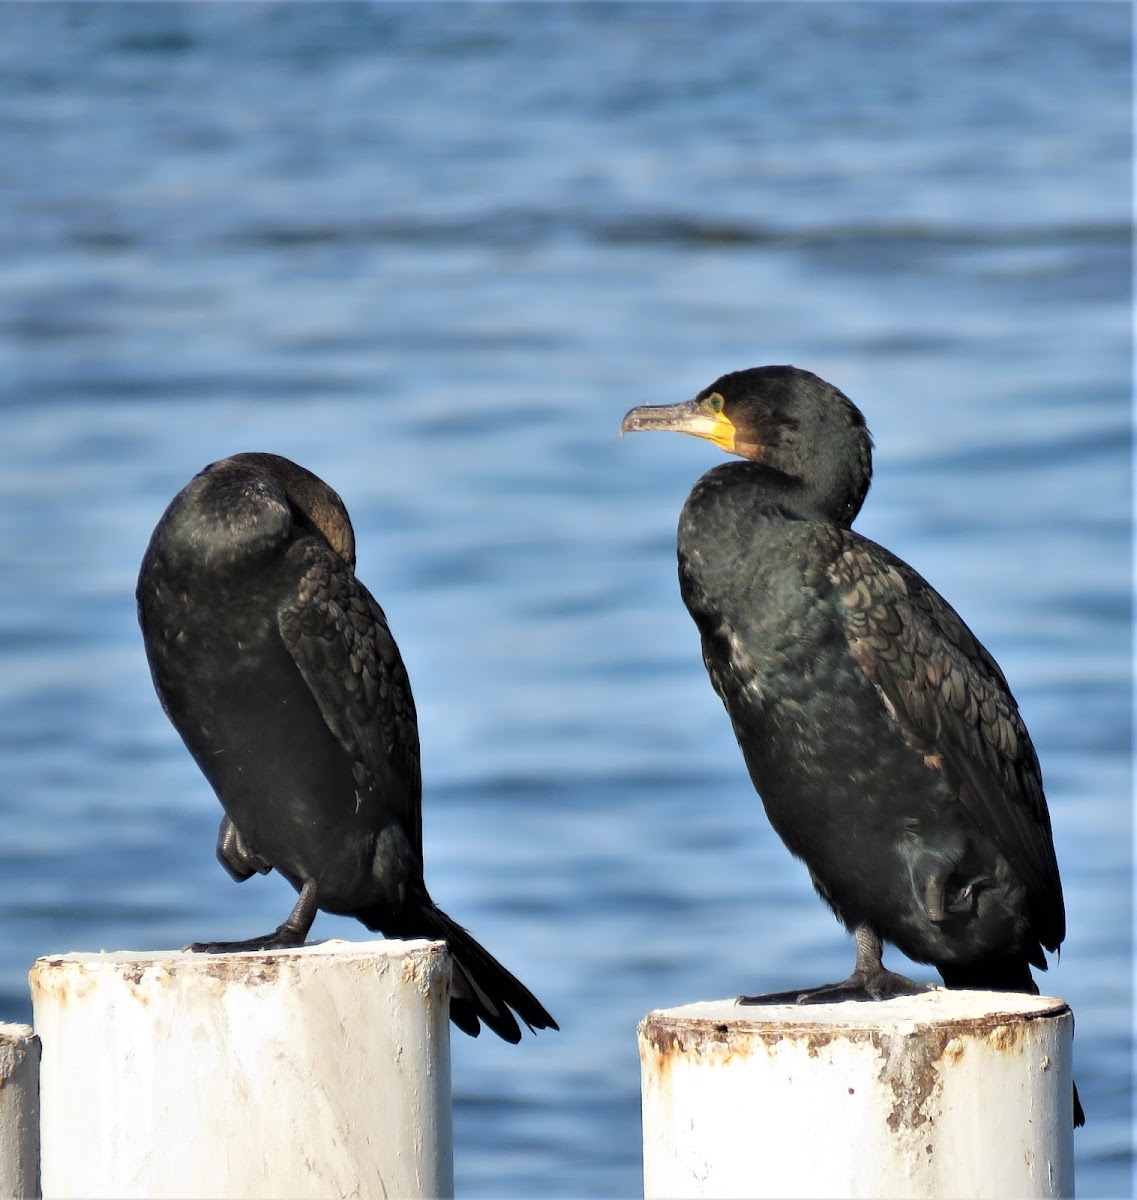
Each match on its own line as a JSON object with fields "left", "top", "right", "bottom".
{"left": 621, "top": 365, "right": 874, "bottom": 526}
{"left": 180, "top": 452, "right": 357, "bottom": 569}
{"left": 224, "top": 452, "right": 357, "bottom": 568}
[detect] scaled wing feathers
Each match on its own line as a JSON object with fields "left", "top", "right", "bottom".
{"left": 277, "top": 542, "right": 424, "bottom": 858}
{"left": 828, "top": 533, "right": 1065, "bottom": 951}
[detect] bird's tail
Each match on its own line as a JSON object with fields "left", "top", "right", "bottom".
{"left": 937, "top": 955, "right": 1040, "bottom": 995}
{"left": 364, "top": 902, "right": 557, "bottom": 1044}
{"left": 939, "top": 957, "right": 1085, "bottom": 1127}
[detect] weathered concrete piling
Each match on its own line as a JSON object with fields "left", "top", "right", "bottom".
{"left": 31, "top": 939, "right": 453, "bottom": 1200}
{"left": 639, "top": 990, "right": 1074, "bottom": 1199}
{"left": 0, "top": 1023, "right": 39, "bottom": 1200}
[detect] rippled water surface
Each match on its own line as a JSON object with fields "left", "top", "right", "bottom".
{"left": 0, "top": 5, "right": 1130, "bottom": 1196}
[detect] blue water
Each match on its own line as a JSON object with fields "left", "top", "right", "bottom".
{"left": 0, "top": 4, "right": 1130, "bottom": 1195}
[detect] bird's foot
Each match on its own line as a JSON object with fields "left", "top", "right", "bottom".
{"left": 184, "top": 926, "right": 307, "bottom": 954}
{"left": 737, "top": 986, "right": 819, "bottom": 1006}
{"left": 800, "top": 968, "right": 932, "bottom": 1003}
{"left": 739, "top": 969, "right": 933, "bottom": 1006}
{"left": 186, "top": 879, "right": 319, "bottom": 954}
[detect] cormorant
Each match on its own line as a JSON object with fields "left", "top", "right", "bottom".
{"left": 137, "top": 452, "right": 557, "bottom": 1044}
{"left": 622, "top": 366, "right": 1083, "bottom": 1125}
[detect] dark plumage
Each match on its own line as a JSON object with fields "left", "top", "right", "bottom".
{"left": 137, "top": 452, "right": 556, "bottom": 1044}
{"left": 622, "top": 366, "right": 1082, "bottom": 1125}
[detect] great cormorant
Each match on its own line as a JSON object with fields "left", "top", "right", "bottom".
{"left": 623, "top": 366, "right": 1082, "bottom": 1124}
{"left": 137, "top": 452, "right": 557, "bottom": 1044}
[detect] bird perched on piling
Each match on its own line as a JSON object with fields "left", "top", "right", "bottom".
{"left": 622, "top": 366, "right": 1082, "bottom": 1124}
{"left": 137, "top": 452, "right": 557, "bottom": 1044}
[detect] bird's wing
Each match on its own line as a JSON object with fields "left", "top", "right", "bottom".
{"left": 827, "top": 532, "right": 1065, "bottom": 951}
{"left": 277, "top": 541, "right": 423, "bottom": 858}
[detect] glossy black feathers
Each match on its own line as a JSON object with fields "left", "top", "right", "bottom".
{"left": 829, "top": 536, "right": 1065, "bottom": 957}
{"left": 137, "top": 452, "right": 556, "bottom": 1043}
{"left": 624, "top": 366, "right": 1082, "bottom": 1125}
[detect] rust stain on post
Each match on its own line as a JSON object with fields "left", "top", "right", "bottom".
{"left": 117, "top": 956, "right": 289, "bottom": 1002}
{"left": 400, "top": 944, "right": 449, "bottom": 1003}
{"left": 878, "top": 1026, "right": 954, "bottom": 1135}
{"left": 30, "top": 953, "right": 295, "bottom": 1015}
{"left": 641, "top": 998, "right": 1069, "bottom": 1139}
{"left": 987, "top": 1021, "right": 1026, "bottom": 1054}
{"left": 642, "top": 1011, "right": 891, "bottom": 1063}
{"left": 878, "top": 1010, "right": 1044, "bottom": 1137}
{"left": 401, "top": 952, "right": 434, "bottom": 993}
{"left": 29, "top": 957, "right": 97, "bottom": 1008}
{"left": 640, "top": 996, "right": 1073, "bottom": 1198}
{"left": 639, "top": 1010, "right": 879, "bottom": 1101}
{"left": 32, "top": 944, "right": 453, "bottom": 1010}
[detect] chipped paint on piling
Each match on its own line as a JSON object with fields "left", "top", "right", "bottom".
{"left": 32, "top": 940, "right": 454, "bottom": 1199}
{"left": 640, "top": 990, "right": 1074, "bottom": 1199}
{"left": 0, "top": 1023, "right": 39, "bottom": 1200}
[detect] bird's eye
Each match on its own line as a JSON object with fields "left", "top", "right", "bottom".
{"left": 707, "top": 392, "right": 724, "bottom": 414}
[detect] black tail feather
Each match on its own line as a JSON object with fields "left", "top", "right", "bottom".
{"left": 1072, "top": 1082, "right": 1086, "bottom": 1128}
{"left": 938, "top": 956, "right": 1040, "bottom": 995}
{"left": 362, "top": 903, "right": 557, "bottom": 1044}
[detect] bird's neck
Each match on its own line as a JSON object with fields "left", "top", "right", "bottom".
{"left": 685, "top": 460, "right": 851, "bottom": 528}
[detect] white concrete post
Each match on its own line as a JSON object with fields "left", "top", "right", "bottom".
{"left": 0, "top": 1023, "right": 39, "bottom": 1200}
{"left": 639, "top": 990, "right": 1074, "bottom": 1200}
{"left": 30, "top": 939, "right": 453, "bottom": 1200}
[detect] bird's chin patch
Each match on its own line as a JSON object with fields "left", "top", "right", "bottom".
{"left": 677, "top": 410, "right": 737, "bottom": 454}
{"left": 704, "top": 416, "right": 737, "bottom": 454}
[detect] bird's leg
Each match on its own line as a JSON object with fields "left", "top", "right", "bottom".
{"left": 738, "top": 925, "right": 933, "bottom": 1006}
{"left": 185, "top": 878, "right": 319, "bottom": 954}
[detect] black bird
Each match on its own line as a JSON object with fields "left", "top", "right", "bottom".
{"left": 623, "top": 366, "right": 1083, "bottom": 1125}
{"left": 137, "top": 452, "right": 557, "bottom": 1044}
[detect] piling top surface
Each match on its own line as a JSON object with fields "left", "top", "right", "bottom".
{"left": 30, "top": 937, "right": 446, "bottom": 980}
{"left": 641, "top": 989, "right": 1070, "bottom": 1042}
